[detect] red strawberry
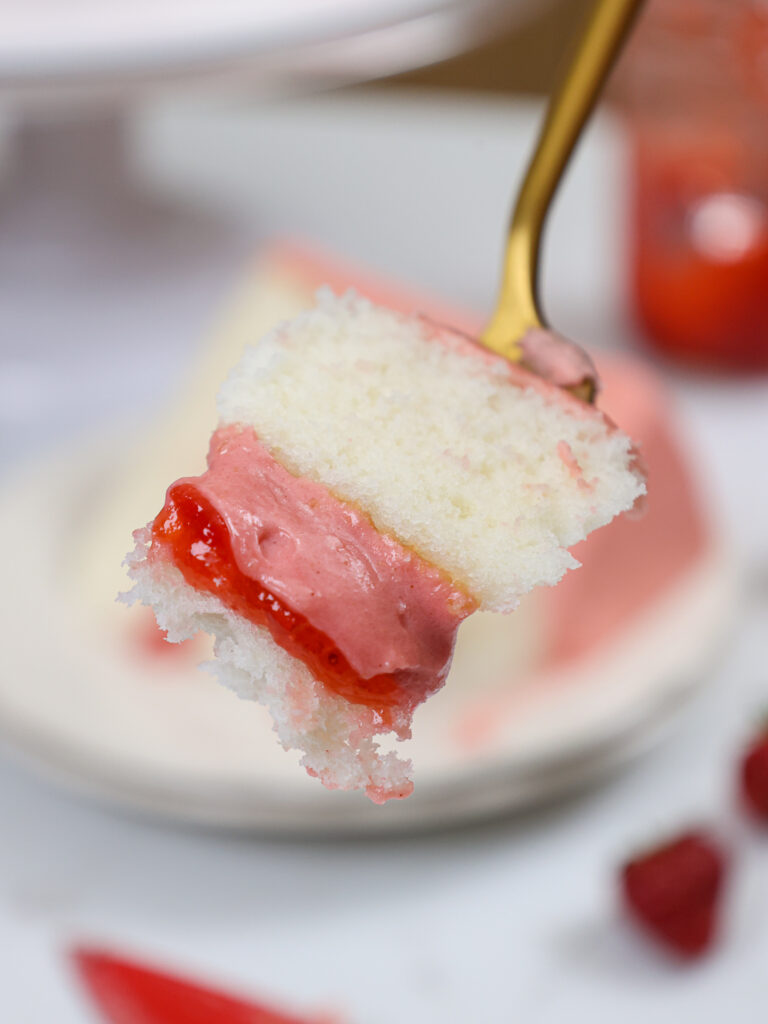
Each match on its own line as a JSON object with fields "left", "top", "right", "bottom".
{"left": 740, "top": 727, "right": 768, "bottom": 822}
{"left": 71, "top": 947, "right": 332, "bottom": 1024}
{"left": 620, "top": 830, "right": 727, "bottom": 959}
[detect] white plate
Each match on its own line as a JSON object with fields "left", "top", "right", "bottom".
{"left": 0, "top": 425, "right": 736, "bottom": 835}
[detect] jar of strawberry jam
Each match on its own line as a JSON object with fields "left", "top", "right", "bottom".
{"left": 613, "top": 0, "right": 768, "bottom": 371}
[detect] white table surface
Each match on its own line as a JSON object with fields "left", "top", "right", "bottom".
{"left": 1, "top": 91, "right": 767, "bottom": 1022}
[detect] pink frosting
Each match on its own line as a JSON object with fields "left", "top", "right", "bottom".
{"left": 171, "top": 425, "right": 474, "bottom": 706}
{"left": 418, "top": 315, "right": 609, "bottom": 423}
{"left": 518, "top": 327, "right": 599, "bottom": 396}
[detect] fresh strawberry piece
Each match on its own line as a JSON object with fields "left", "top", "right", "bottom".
{"left": 620, "top": 830, "right": 727, "bottom": 959}
{"left": 71, "top": 947, "right": 328, "bottom": 1024}
{"left": 740, "top": 729, "right": 768, "bottom": 822}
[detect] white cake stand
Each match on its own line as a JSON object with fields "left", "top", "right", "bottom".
{"left": 0, "top": 0, "right": 536, "bottom": 452}
{"left": 1, "top": 0, "right": 535, "bottom": 103}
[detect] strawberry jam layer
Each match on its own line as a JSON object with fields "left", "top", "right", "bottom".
{"left": 150, "top": 425, "right": 474, "bottom": 719}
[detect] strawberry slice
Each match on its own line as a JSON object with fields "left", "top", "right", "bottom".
{"left": 71, "top": 947, "right": 330, "bottom": 1024}
{"left": 620, "top": 830, "right": 727, "bottom": 959}
{"left": 740, "top": 726, "right": 768, "bottom": 822}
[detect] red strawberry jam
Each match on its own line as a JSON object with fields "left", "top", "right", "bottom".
{"left": 148, "top": 426, "right": 472, "bottom": 722}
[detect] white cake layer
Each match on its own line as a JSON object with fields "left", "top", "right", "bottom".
{"left": 218, "top": 290, "right": 645, "bottom": 611}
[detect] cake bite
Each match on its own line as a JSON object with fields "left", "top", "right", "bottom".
{"left": 125, "top": 290, "right": 645, "bottom": 802}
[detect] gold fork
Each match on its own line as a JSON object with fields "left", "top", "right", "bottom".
{"left": 481, "top": 0, "right": 645, "bottom": 402}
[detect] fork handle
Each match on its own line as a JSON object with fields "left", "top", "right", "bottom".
{"left": 482, "top": 0, "right": 645, "bottom": 360}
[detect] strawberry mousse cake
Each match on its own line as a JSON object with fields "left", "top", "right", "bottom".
{"left": 125, "top": 290, "right": 645, "bottom": 802}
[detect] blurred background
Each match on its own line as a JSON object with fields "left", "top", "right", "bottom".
{"left": 1, "top": 0, "right": 767, "bottom": 1020}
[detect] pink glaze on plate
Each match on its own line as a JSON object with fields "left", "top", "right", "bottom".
{"left": 455, "top": 354, "right": 710, "bottom": 752}
{"left": 544, "top": 357, "right": 708, "bottom": 665}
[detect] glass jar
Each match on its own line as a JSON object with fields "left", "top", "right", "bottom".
{"left": 613, "top": 0, "right": 768, "bottom": 371}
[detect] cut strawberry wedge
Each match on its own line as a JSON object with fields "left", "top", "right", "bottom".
{"left": 71, "top": 947, "right": 331, "bottom": 1024}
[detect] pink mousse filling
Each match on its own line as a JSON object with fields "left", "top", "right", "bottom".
{"left": 149, "top": 424, "right": 475, "bottom": 724}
